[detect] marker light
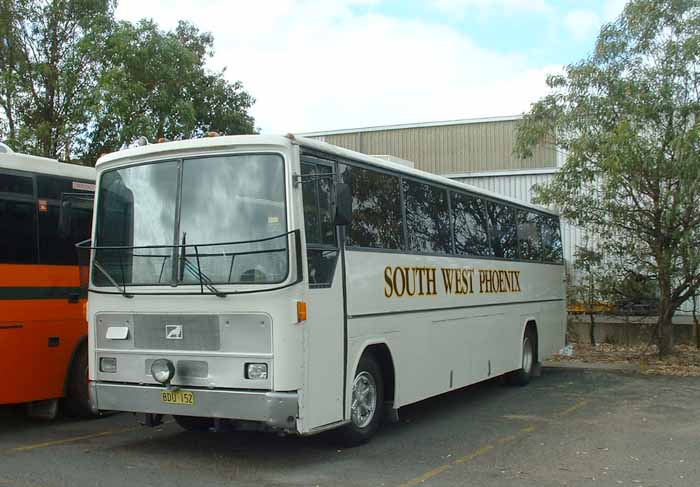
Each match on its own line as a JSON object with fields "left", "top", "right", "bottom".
{"left": 297, "top": 301, "right": 307, "bottom": 322}
{"left": 245, "top": 363, "right": 268, "bottom": 380}
{"left": 99, "top": 357, "right": 117, "bottom": 373}
{"left": 151, "top": 358, "right": 175, "bottom": 384}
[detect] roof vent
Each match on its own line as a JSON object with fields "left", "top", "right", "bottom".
{"left": 0, "top": 142, "right": 14, "bottom": 154}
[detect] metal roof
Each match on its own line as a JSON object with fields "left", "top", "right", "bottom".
{"left": 299, "top": 115, "right": 523, "bottom": 137}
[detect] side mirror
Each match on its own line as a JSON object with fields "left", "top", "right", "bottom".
{"left": 334, "top": 183, "right": 352, "bottom": 226}
{"left": 58, "top": 200, "right": 73, "bottom": 238}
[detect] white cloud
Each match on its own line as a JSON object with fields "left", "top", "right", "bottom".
{"left": 564, "top": 9, "right": 601, "bottom": 42}
{"left": 116, "top": 0, "right": 559, "bottom": 133}
{"left": 603, "top": 0, "right": 628, "bottom": 22}
{"left": 435, "top": 0, "right": 550, "bottom": 18}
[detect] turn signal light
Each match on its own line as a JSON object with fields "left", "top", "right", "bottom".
{"left": 297, "top": 301, "right": 307, "bottom": 322}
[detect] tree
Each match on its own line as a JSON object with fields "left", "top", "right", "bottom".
{"left": 0, "top": 0, "right": 114, "bottom": 159}
{"left": 79, "top": 19, "right": 255, "bottom": 161}
{"left": 0, "top": 1, "right": 256, "bottom": 163}
{"left": 571, "top": 245, "right": 607, "bottom": 346}
{"left": 516, "top": 0, "right": 700, "bottom": 356}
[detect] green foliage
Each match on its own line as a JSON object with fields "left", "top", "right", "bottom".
{"left": 0, "top": 1, "right": 255, "bottom": 163}
{"left": 516, "top": 0, "right": 700, "bottom": 355}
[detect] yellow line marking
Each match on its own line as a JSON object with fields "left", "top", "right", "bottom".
{"left": 10, "top": 426, "right": 140, "bottom": 452}
{"left": 556, "top": 400, "right": 589, "bottom": 417}
{"left": 399, "top": 397, "right": 590, "bottom": 487}
{"left": 453, "top": 443, "right": 495, "bottom": 464}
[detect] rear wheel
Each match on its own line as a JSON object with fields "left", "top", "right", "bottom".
{"left": 507, "top": 330, "right": 536, "bottom": 386}
{"left": 64, "top": 342, "right": 94, "bottom": 418}
{"left": 173, "top": 415, "right": 214, "bottom": 432}
{"left": 336, "top": 354, "right": 384, "bottom": 447}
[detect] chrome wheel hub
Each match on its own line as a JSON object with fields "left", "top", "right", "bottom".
{"left": 351, "top": 371, "right": 377, "bottom": 429}
{"left": 522, "top": 337, "right": 533, "bottom": 374}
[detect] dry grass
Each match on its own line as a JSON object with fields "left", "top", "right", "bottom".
{"left": 551, "top": 343, "right": 700, "bottom": 376}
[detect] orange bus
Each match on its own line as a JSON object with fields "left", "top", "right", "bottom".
{"left": 0, "top": 145, "right": 95, "bottom": 418}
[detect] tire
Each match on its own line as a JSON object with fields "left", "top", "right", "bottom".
{"left": 173, "top": 415, "right": 214, "bottom": 432}
{"left": 63, "top": 342, "right": 95, "bottom": 418}
{"left": 336, "top": 354, "right": 384, "bottom": 447}
{"left": 507, "top": 330, "right": 536, "bottom": 387}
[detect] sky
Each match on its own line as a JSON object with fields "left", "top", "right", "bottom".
{"left": 116, "top": 0, "right": 629, "bottom": 134}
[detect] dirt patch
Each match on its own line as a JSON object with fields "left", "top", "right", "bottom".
{"left": 551, "top": 343, "right": 700, "bottom": 376}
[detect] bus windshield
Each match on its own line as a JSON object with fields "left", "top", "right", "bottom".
{"left": 93, "top": 153, "right": 288, "bottom": 287}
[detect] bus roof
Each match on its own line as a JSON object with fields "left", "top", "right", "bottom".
{"left": 96, "top": 134, "right": 557, "bottom": 216}
{"left": 0, "top": 152, "right": 95, "bottom": 181}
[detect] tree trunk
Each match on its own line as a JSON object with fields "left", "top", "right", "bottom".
{"left": 693, "top": 295, "right": 700, "bottom": 350}
{"left": 588, "top": 312, "right": 596, "bottom": 346}
{"left": 657, "top": 306, "right": 674, "bottom": 357}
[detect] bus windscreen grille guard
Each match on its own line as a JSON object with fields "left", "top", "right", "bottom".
{"left": 76, "top": 229, "right": 303, "bottom": 297}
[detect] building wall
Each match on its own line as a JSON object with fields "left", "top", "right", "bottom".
{"left": 303, "top": 117, "right": 557, "bottom": 174}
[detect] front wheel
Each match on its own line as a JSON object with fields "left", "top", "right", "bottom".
{"left": 63, "top": 342, "right": 95, "bottom": 418}
{"left": 336, "top": 355, "right": 384, "bottom": 447}
{"left": 507, "top": 331, "right": 536, "bottom": 386}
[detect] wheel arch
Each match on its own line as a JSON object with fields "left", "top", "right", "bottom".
{"left": 521, "top": 319, "right": 539, "bottom": 363}
{"left": 63, "top": 335, "right": 88, "bottom": 395}
{"left": 350, "top": 340, "right": 397, "bottom": 406}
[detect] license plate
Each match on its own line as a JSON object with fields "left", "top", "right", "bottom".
{"left": 161, "top": 390, "right": 195, "bottom": 405}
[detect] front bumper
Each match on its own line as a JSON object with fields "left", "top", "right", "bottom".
{"left": 90, "top": 382, "right": 298, "bottom": 430}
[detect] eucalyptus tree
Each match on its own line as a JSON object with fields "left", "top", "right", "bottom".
{"left": 516, "top": 0, "right": 700, "bottom": 356}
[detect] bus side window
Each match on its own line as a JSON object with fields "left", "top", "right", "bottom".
{"left": 301, "top": 161, "right": 338, "bottom": 287}
{"left": 487, "top": 202, "right": 517, "bottom": 259}
{"left": 0, "top": 200, "right": 37, "bottom": 263}
{"left": 542, "top": 216, "right": 563, "bottom": 263}
{"left": 37, "top": 175, "right": 93, "bottom": 265}
{"left": 517, "top": 210, "right": 543, "bottom": 262}
{"left": 451, "top": 191, "right": 491, "bottom": 257}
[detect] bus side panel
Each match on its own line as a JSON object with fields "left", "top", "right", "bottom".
{"left": 344, "top": 251, "right": 565, "bottom": 410}
{"left": 1, "top": 300, "right": 85, "bottom": 404}
{"left": 0, "top": 264, "right": 85, "bottom": 405}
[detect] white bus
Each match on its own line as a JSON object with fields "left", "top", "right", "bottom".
{"left": 84, "top": 134, "right": 565, "bottom": 444}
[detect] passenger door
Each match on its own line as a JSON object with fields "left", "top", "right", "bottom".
{"left": 300, "top": 157, "right": 346, "bottom": 430}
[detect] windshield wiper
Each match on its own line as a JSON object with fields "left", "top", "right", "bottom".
{"left": 93, "top": 258, "right": 133, "bottom": 298}
{"left": 180, "top": 257, "right": 226, "bottom": 298}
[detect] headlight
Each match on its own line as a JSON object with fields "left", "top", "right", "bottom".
{"left": 99, "top": 357, "right": 117, "bottom": 373}
{"left": 245, "top": 363, "right": 268, "bottom": 380}
{"left": 151, "top": 358, "right": 175, "bottom": 384}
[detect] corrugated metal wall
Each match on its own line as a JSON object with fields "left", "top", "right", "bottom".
{"left": 308, "top": 119, "right": 557, "bottom": 174}
{"left": 451, "top": 171, "right": 586, "bottom": 274}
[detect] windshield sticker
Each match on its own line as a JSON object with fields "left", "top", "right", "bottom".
{"left": 73, "top": 181, "right": 96, "bottom": 192}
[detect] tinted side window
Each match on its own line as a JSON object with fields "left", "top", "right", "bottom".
{"left": 37, "top": 175, "right": 93, "bottom": 199}
{"left": 301, "top": 160, "right": 338, "bottom": 287}
{"left": 0, "top": 173, "right": 33, "bottom": 194}
{"left": 340, "top": 164, "right": 403, "bottom": 250}
{"left": 38, "top": 199, "right": 93, "bottom": 265}
{"left": 488, "top": 202, "right": 517, "bottom": 259}
{"left": 542, "top": 216, "right": 563, "bottom": 263}
{"left": 517, "top": 210, "right": 543, "bottom": 261}
{"left": 403, "top": 180, "right": 451, "bottom": 253}
{"left": 451, "top": 192, "right": 491, "bottom": 256}
{"left": 0, "top": 197, "right": 37, "bottom": 263}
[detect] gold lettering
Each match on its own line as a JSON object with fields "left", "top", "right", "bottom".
{"left": 441, "top": 268, "right": 454, "bottom": 294}
{"left": 426, "top": 268, "right": 437, "bottom": 295}
{"left": 511, "top": 270, "right": 521, "bottom": 292}
{"left": 417, "top": 268, "right": 425, "bottom": 296}
{"left": 404, "top": 267, "right": 416, "bottom": 296}
{"left": 384, "top": 266, "right": 393, "bottom": 298}
{"left": 393, "top": 267, "right": 405, "bottom": 297}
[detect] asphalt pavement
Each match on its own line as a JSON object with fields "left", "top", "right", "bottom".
{"left": 1, "top": 367, "right": 699, "bottom": 487}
